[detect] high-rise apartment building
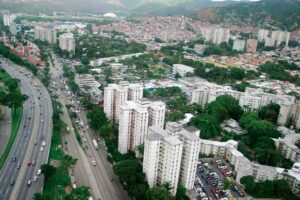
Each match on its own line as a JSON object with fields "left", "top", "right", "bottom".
{"left": 232, "top": 39, "right": 245, "bottom": 51}
{"left": 143, "top": 126, "right": 183, "bottom": 196}
{"left": 103, "top": 83, "right": 143, "bottom": 124}
{"left": 201, "top": 27, "right": 230, "bottom": 44}
{"left": 258, "top": 29, "right": 269, "bottom": 42}
{"left": 59, "top": 33, "right": 75, "bottom": 53}
{"left": 271, "top": 30, "right": 290, "bottom": 47}
{"left": 3, "top": 14, "right": 16, "bottom": 26}
{"left": 34, "top": 26, "right": 57, "bottom": 44}
{"left": 143, "top": 123, "right": 200, "bottom": 196}
{"left": 246, "top": 39, "right": 258, "bottom": 53}
{"left": 118, "top": 99, "right": 165, "bottom": 154}
{"left": 9, "top": 22, "right": 17, "bottom": 36}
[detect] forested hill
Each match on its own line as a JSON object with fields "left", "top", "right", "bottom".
{"left": 200, "top": 0, "right": 300, "bottom": 31}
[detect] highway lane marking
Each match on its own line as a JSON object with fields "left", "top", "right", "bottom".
{"left": 15, "top": 75, "right": 53, "bottom": 199}
{"left": 9, "top": 70, "right": 41, "bottom": 200}
{"left": 0, "top": 80, "right": 32, "bottom": 183}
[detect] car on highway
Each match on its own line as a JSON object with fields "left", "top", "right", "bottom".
{"left": 42, "top": 141, "right": 46, "bottom": 147}
{"left": 40, "top": 147, "right": 44, "bottom": 152}
{"left": 12, "top": 156, "right": 17, "bottom": 162}
{"left": 10, "top": 179, "right": 14, "bottom": 186}
{"left": 34, "top": 140, "right": 38, "bottom": 145}
{"left": 27, "top": 180, "right": 32, "bottom": 186}
{"left": 28, "top": 161, "right": 32, "bottom": 166}
{"left": 33, "top": 176, "right": 38, "bottom": 182}
{"left": 32, "top": 160, "right": 36, "bottom": 166}
{"left": 38, "top": 169, "right": 41, "bottom": 175}
{"left": 92, "top": 160, "right": 96, "bottom": 166}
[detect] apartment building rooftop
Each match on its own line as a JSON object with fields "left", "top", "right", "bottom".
{"left": 145, "top": 131, "right": 166, "bottom": 141}
{"left": 164, "top": 135, "right": 183, "bottom": 146}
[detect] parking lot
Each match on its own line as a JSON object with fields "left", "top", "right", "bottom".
{"left": 192, "top": 158, "right": 246, "bottom": 200}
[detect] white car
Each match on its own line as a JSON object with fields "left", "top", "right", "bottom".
{"left": 92, "top": 160, "right": 96, "bottom": 166}
{"left": 40, "top": 147, "right": 44, "bottom": 152}
{"left": 37, "top": 169, "right": 41, "bottom": 175}
{"left": 33, "top": 176, "right": 37, "bottom": 182}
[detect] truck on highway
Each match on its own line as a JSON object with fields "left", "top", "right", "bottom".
{"left": 93, "top": 139, "right": 99, "bottom": 150}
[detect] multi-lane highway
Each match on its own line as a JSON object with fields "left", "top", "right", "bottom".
{"left": 50, "top": 53, "right": 130, "bottom": 200}
{"left": 0, "top": 59, "right": 52, "bottom": 200}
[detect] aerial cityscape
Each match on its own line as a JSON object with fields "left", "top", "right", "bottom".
{"left": 0, "top": 0, "right": 300, "bottom": 199}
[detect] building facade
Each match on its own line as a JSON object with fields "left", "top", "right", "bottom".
{"left": 172, "top": 64, "right": 194, "bottom": 77}
{"left": 103, "top": 83, "right": 143, "bottom": 124}
{"left": 59, "top": 33, "right": 75, "bottom": 53}
{"left": 34, "top": 26, "right": 57, "bottom": 44}
{"left": 118, "top": 99, "right": 165, "bottom": 154}
{"left": 201, "top": 27, "right": 230, "bottom": 44}
{"left": 144, "top": 124, "right": 200, "bottom": 196}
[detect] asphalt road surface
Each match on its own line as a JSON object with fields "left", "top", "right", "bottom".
{"left": 0, "top": 60, "right": 52, "bottom": 200}
{"left": 50, "top": 53, "right": 130, "bottom": 200}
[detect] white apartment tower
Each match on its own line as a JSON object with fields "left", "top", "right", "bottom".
{"left": 201, "top": 27, "right": 230, "bottom": 44}
{"left": 144, "top": 124, "right": 200, "bottom": 195}
{"left": 258, "top": 29, "right": 269, "bottom": 42}
{"left": 118, "top": 99, "right": 165, "bottom": 154}
{"left": 143, "top": 126, "right": 183, "bottom": 196}
{"left": 34, "top": 26, "right": 57, "bottom": 44}
{"left": 59, "top": 33, "right": 75, "bottom": 53}
{"left": 103, "top": 83, "right": 143, "bottom": 124}
{"left": 271, "top": 30, "right": 290, "bottom": 47}
{"left": 3, "top": 14, "right": 16, "bottom": 26}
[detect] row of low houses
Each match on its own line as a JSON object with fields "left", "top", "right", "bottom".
{"left": 0, "top": 36, "right": 44, "bottom": 66}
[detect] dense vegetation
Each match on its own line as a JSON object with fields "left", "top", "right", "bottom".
{"left": 75, "top": 34, "right": 146, "bottom": 60}
{"left": 191, "top": 95, "right": 243, "bottom": 139}
{"left": 240, "top": 176, "right": 300, "bottom": 200}
{"left": 259, "top": 61, "right": 300, "bottom": 86}
{"left": 237, "top": 107, "right": 293, "bottom": 168}
{"left": 203, "top": 41, "right": 239, "bottom": 56}
{"left": 145, "top": 87, "right": 202, "bottom": 122}
{"left": 215, "top": 0, "right": 300, "bottom": 31}
{"left": 0, "top": 69, "right": 28, "bottom": 111}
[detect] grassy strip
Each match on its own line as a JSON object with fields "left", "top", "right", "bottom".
{"left": 43, "top": 100, "right": 70, "bottom": 197}
{"left": 0, "top": 107, "right": 23, "bottom": 169}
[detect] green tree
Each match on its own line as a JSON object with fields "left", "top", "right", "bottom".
{"left": 175, "top": 184, "right": 186, "bottom": 200}
{"left": 216, "top": 95, "right": 244, "bottom": 120}
{"left": 258, "top": 103, "right": 280, "bottom": 124}
{"left": 230, "top": 68, "right": 245, "bottom": 80}
{"left": 239, "top": 112, "right": 259, "bottom": 128}
{"left": 41, "top": 164, "right": 56, "bottom": 180}
{"left": 223, "top": 178, "right": 233, "bottom": 189}
{"left": 175, "top": 72, "right": 181, "bottom": 80}
{"left": 62, "top": 155, "right": 77, "bottom": 170}
{"left": 240, "top": 176, "right": 256, "bottom": 192}
{"left": 191, "top": 114, "right": 220, "bottom": 139}
{"left": 113, "top": 159, "right": 146, "bottom": 191}
{"left": 65, "top": 186, "right": 91, "bottom": 200}
{"left": 166, "top": 111, "right": 185, "bottom": 122}
{"left": 3, "top": 90, "right": 28, "bottom": 111}
{"left": 87, "top": 108, "right": 108, "bottom": 130}
{"left": 145, "top": 187, "right": 173, "bottom": 200}
{"left": 206, "top": 101, "right": 228, "bottom": 122}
